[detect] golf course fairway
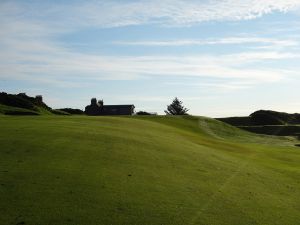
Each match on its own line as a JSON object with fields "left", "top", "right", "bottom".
{"left": 0, "top": 115, "right": 299, "bottom": 225}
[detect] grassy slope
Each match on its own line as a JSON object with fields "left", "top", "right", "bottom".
{"left": 238, "top": 125, "right": 300, "bottom": 136}
{"left": 0, "top": 104, "right": 39, "bottom": 115}
{"left": 0, "top": 116, "right": 299, "bottom": 225}
{"left": 0, "top": 103, "right": 55, "bottom": 115}
{"left": 217, "top": 116, "right": 300, "bottom": 136}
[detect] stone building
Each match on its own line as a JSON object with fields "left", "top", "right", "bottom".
{"left": 85, "top": 98, "right": 135, "bottom": 116}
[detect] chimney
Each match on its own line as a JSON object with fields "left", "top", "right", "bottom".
{"left": 98, "top": 99, "right": 104, "bottom": 107}
{"left": 91, "top": 98, "right": 97, "bottom": 105}
{"left": 35, "top": 95, "right": 43, "bottom": 103}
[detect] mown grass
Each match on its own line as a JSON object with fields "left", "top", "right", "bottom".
{"left": 0, "top": 115, "right": 299, "bottom": 225}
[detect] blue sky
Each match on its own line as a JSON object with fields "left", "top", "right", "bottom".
{"left": 1, "top": 0, "right": 300, "bottom": 117}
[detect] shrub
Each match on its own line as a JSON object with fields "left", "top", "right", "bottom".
{"left": 250, "top": 110, "right": 285, "bottom": 125}
{"left": 58, "top": 108, "right": 84, "bottom": 115}
{"left": 136, "top": 111, "right": 152, "bottom": 115}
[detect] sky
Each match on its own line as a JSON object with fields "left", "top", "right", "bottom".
{"left": 1, "top": 0, "right": 300, "bottom": 117}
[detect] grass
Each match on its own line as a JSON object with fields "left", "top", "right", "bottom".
{"left": 0, "top": 104, "right": 39, "bottom": 115}
{"left": 0, "top": 104, "right": 70, "bottom": 116}
{"left": 0, "top": 115, "right": 300, "bottom": 225}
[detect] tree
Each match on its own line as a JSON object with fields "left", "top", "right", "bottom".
{"left": 165, "top": 97, "right": 189, "bottom": 115}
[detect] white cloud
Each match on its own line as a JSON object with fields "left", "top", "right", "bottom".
{"left": 1, "top": 0, "right": 300, "bottom": 88}
{"left": 1, "top": 38, "right": 298, "bottom": 85}
{"left": 68, "top": 0, "right": 300, "bottom": 27}
{"left": 165, "top": 80, "right": 256, "bottom": 91}
{"left": 2, "top": 0, "right": 300, "bottom": 29}
{"left": 0, "top": 9, "right": 299, "bottom": 86}
{"left": 114, "top": 37, "right": 298, "bottom": 49}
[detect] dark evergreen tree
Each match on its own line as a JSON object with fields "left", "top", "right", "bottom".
{"left": 165, "top": 97, "right": 189, "bottom": 115}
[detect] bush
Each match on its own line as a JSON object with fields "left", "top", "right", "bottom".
{"left": 0, "top": 92, "right": 36, "bottom": 110}
{"left": 136, "top": 111, "right": 152, "bottom": 115}
{"left": 250, "top": 111, "right": 285, "bottom": 125}
{"left": 217, "top": 117, "right": 253, "bottom": 126}
{"left": 58, "top": 108, "right": 84, "bottom": 115}
{"left": 0, "top": 92, "right": 51, "bottom": 111}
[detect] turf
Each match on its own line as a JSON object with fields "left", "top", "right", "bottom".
{"left": 0, "top": 115, "right": 300, "bottom": 225}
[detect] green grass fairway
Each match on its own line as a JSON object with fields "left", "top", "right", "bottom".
{"left": 0, "top": 116, "right": 300, "bottom": 225}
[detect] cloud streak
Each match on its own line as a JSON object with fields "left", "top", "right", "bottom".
{"left": 114, "top": 37, "right": 299, "bottom": 50}
{"left": 1, "top": 0, "right": 300, "bottom": 89}
{"left": 1, "top": 37, "right": 298, "bottom": 85}
{"left": 64, "top": 0, "right": 300, "bottom": 27}
{"left": 2, "top": 0, "right": 300, "bottom": 29}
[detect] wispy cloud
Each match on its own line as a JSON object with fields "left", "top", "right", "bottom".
{"left": 1, "top": 0, "right": 300, "bottom": 88}
{"left": 1, "top": 8, "right": 299, "bottom": 86}
{"left": 114, "top": 37, "right": 298, "bottom": 49}
{"left": 165, "top": 80, "right": 256, "bottom": 91}
{"left": 1, "top": 38, "right": 298, "bottom": 85}
{"left": 63, "top": 0, "right": 300, "bottom": 27}
{"left": 2, "top": 0, "right": 300, "bottom": 29}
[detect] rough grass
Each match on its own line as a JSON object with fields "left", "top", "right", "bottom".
{"left": 0, "top": 104, "right": 68, "bottom": 116}
{"left": 0, "top": 116, "right": 299, "bottom": 225}
{"left": 0, "top": 104, "right": 39, "bottom": 115}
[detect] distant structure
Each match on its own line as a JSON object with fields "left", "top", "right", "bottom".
{"left": 35, "top": 95, "right": 43, "bottom": 103}
{"left": 85, "top": 98, "right": 135, "bottom": 116}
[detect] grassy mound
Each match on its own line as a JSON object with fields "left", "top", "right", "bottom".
{"left": 0, "top": 104, "right": 40, "bottom": 115}
{"left": 0, "top": 116, "right": 299, "bottom": 225}
{"left": 0, "top": 104, "right": 69, "bottom": 116}
{"left": 240, "top": 125, "right": 300, "bottom": 137}
{"left": 218, "top": 110, "right": 300, "bottom": 126}
{"left": 0, "top": 92, "right": 74, "bottom": 116}
{"left": 0, "top": 92, "right": 51, "bottom": 112}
